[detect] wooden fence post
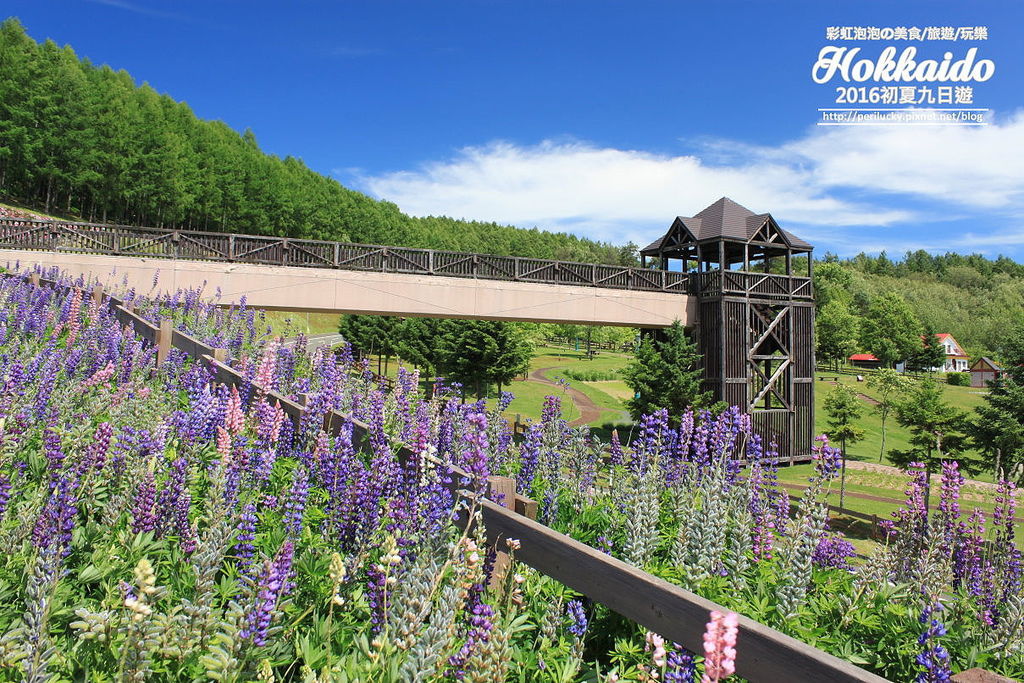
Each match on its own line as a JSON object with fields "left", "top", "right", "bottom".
{"left": 156, "top": 319, "right": 172, "bottom": 365}
{"left": 212, "top": 347, "right": 229, "bottom": 364}
{"left": 514, "top": 494, "right": 539, "bottom": 521}
{"left": 28, "top": 272, "right": 39, "bottom": 287}
{"left": 487, "top": 475, "right": 517, "bottom": 593}
{"left": 91, "top": 283, "right": 104, "bottom": 307}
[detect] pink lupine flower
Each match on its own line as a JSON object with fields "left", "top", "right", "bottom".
{"left": 702, "top": 610, "right": 739, "bottom": 682}
{"left": 646, "top": 631, "right": 667, "bottom": 668}
{"left": 66, "top": 288, "right": 82, "bottom": 346}
{"left": 81, "top": 361, "right": 115, "bottom": 391}
{"left": 254, "top": 338, "right": 280, "bottom": 390}
{"left": 225, "top": 386, "right": 244, "bottom": 434}
{"left": 269, "top": 401, "right": 285, "bottom": 444}
{"left": 216, "top": 426, "right": 231, "bottom": 461}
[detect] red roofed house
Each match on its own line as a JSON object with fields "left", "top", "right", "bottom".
{"left": 849, "top": 353, "right": 882, "bottom": 370}
{"left": 933, "top": 334, "right": 969, "bottom": 373}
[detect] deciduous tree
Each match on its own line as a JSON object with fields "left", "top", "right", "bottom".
{"left": 867, "top": 368, "right": 913, "bottom": 463}
{"left": 860, "top": 292, "right": 923, "bottom": 368}
{"left": 823, "top": 384, "right": 865, "bottom": 506}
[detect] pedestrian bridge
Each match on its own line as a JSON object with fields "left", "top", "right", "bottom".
{"left": 0, "top": 219, "right": 695, "bottom": 327}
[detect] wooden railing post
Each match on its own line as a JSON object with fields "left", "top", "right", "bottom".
{"left": 156, "top": 319, "right": 173, "bottom": 365}
{"left": 212, "top": 347, "right": 229, "bottom": 364}
{"left": 487, "top": 475, "right": 517, "bottom": 592}
{"left": 91, "top": 283, "right": 104, "bottom": 307}
{"left": 28, "top": 272, "right": 40, "bottom": 287}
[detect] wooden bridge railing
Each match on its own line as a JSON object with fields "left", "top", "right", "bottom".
{"left": 0, "top": 218, "right": 695, "bottom": 294}
{"left": 13, "top": 272, "right": 895, "bottom": 682}
{"left": 689, "top": 269, "right": 813, "bottom": 300}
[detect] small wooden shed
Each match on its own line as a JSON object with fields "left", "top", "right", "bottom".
{"left": 970, "top": 357, "right": 1004, "bottom": 388}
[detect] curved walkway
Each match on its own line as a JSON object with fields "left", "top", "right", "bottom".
{"left": 529, "top": 366, "right": 602, "bottom": 427}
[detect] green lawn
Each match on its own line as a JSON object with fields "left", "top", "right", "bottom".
{"left": 813, "top": 371, "right": 990, "bottom": 472}
{"left": 264, "top": 311, "right": 342, "bottom": 337}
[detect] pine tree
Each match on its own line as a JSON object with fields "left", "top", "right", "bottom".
{"left": 890, "top": 378, "right": 976, "bottom": 478}
{"left": 907, "top": 332, "right": 947, "bottom": 373}
{"left": 621, "top": 320, "right": 712, "bottom": 422}
{"left": 971, "top": 326, "right": 1024, "bottom": 480}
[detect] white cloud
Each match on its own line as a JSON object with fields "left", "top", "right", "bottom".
{"left": 358, "top": 111, "right": 1024, "bottom": 250}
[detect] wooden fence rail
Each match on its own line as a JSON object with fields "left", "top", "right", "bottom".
{"left": 12, "top": 273, "right": 895, "bottom": 681}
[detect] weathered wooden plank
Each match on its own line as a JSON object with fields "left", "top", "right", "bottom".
{"left": 156, "top": 319, "right": 173, "bottom": 365}
{"left": 486, "top": 475, "right": 517, "bottom": 592}
{"left": 170, "top": 328, "right": 217, "bottom": 362}
{"left": 112, "top": 305, "right": 158, "bottom": 344}
{"left": 951, "top": 669, "right": 1015, "bottom": 683}
{"left": 475, "top": 497, "right": 888, "bottom": 683}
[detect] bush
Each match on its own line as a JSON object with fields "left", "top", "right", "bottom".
{"left": 946, "top": 371, "right": 970, "bottom": 386}
{"left": 564, "top": 368, "right": 619, "bottom": 382}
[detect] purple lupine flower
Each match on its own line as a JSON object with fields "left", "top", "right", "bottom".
{"left": 234, "top": 503, "right": 258, "bottom": 572}
{"left": 449, "top": 601, "right": 496, "bottom": 674}
{"left": 31, "top": 473, "right": 78, "bottom": 556}
{"left": 156, "top": 457, "right": 189, "bottom": 536}
{"left": 365, "top": 563, "right": 387, "bottom": 633}
{"left": 811, "top": 435, "right": 842, "bottom": 481}
{"left": 937, "top": 461, "right": 963, "bottom": 555}
{"left": 916, "top": 599, "right": 952, "bottom": 682}
{"left": 566, "top": 599, "right": 588, "bottom": 637}
{"left": 241, "top": 541, "right": 295, "bottom": 646}
{"left": 517, "top": 424, "right": 542, "bottom": 494}
{"left": 498, "top": 391, "right": 515, "bottom": 412}
{"left": 283, "top": 466, "right": 310, "bottom": 538}
{"left": 747, "top": 434, "right": 777, "bottom": 561}
{"left": 131, "top": 469, "right": 158, "bottom": 534}
{"left": 665, "top": 645, "right": 696, "bottom": 683}
{"left": 0, "top": 473, "right": 10, "bottom": 519}
{"left": 462, "top": 412, "right": 490, "bottom": 492}
{"left": 812, "top": 530, "right": 856, "bottom": 570}
{"left": 42, "top": 428, "right": 64, "bottom": 477}
{"left": 608, "top": 429, "right": 624, "bottom": 468}
{"left": 891, "top": 462, "right": 930, "bottom": 542}
{"left": 87, "top": 422, "right": 113, "bottom": 472}
{"left": 176, "top": 489, "right": 197, "bottom": 554}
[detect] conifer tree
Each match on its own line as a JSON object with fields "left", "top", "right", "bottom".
{"left": 621, "top": 320, "right": 712, "bottom": 422}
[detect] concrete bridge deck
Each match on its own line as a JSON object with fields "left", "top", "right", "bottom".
{"left": 4, "top": 249, "right": 693, "bottom": 327}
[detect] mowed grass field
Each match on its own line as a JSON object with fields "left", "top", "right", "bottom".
{"left": 813, "top": 370, "right": 990, "bottom": 471}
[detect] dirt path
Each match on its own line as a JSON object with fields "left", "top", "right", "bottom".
{"left": 823, "top": 379, "right": 880, "bottom": 406}
{"left": 844, "top": 459, "right": 1004, "bottom": 494}
{"left": 529, "top": 366, "right": 602, "bottom": 426}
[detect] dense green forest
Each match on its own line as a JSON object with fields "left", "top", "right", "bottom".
{"left": 816, "top": 250, "right": 1024, "bottom": 363}
{"left": 0, "top": 18, "right": 634, "bottom": 264}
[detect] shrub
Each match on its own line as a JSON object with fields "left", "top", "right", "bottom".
{"left": 564, "top": 369, "right": 619, "bottom": 382}
{"left": 946, "top": 371, "right": 970, "bottom": 386}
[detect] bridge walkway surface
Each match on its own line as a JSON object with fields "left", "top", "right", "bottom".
{"left": 0, "top": 218, "right": 693, "bottom": 327}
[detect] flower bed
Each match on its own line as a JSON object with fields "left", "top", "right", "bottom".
{"left": 1, "top": 271, "right": 1022, "bottom": 681}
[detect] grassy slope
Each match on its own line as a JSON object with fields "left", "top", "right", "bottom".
{"left": 814, "top": 371, "right": 989, "bottom": 470}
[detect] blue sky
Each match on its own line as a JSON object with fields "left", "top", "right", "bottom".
{"left": 6, "top": 1, "right": 1024, "bottom": 258}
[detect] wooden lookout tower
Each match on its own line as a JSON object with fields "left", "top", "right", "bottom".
{"left": 641, "top": 198, "right": 815, "bottom": 460}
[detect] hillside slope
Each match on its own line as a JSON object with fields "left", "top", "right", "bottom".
{"left": 0, "top": 18, "right": 633, "bottom": 265}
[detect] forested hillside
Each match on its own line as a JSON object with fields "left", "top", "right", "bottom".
{"left": 816, "top": 250, "right": 1024, "bottom": 363}
{"left": 0, "top": 19, "right": 634, "bottom": 264}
